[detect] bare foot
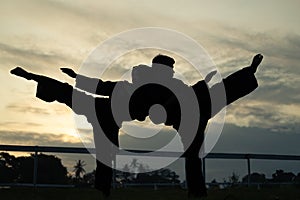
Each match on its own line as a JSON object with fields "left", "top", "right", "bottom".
{"left": 250, "top": 54, "right": 263, "bottom": 73}
{"left": 60, "top": 68, "right": 77, "bottom": 78}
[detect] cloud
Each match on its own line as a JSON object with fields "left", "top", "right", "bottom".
{"left": 76, "top": 128, "right": 94, "bottom": 145}
{"left": 225, "top": 99, "right": 300, "bottom": 133}
{"left": 6, "top": 103, "right": 51, "bottom": 115}
{"left": 213, "top": 123, "right": 300, "bottom": 155}
{"left": 0, "top": 121, "right": 42, "bottom": 128}
{"left": 1, "top": 0, "right": 299, "bottom": 150}
{"left": 5, "top": 100, "right": 71, "bottom": 115}
{"left": 195, "top": 23, "right": 300, "bottom": 71}
{"left": 209, "top": 25, "right": 300, "bottom": 61}
{"left": 0, "top": 42, "right": 63, "bottom": 64}
{"left": 0, "top": 41, "right": 81, "bottom": 79}
{"left": 0, "top": 130, "right": 82, "bottom": 147}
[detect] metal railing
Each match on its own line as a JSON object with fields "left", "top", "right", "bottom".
{"left": 1, "top": 144, "right": 300, "bottom": 187}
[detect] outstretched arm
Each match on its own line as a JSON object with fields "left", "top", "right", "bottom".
{"left": 11, "top": 66, "right": 74, "bottom": 106}
{"left": 210, "top": 54, "right": 263, "bottom": 115}
{"left": 11, "top": 67, "right": 96, "bottom": 117}
{"left": 60, "top": 67, "right": 116, "bottom": 96}
{"left": 192, "top": 54, "right": 263, "bottom": 118}
{"left": 11, "top": 67, "right": 43, "bottom": 82}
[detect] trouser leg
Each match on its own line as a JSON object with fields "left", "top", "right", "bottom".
{"left": 185, "top": 157, "right": 207, "bottom": 198}
{"left": 95, "top": 160, "right": 113, "bottom": 197}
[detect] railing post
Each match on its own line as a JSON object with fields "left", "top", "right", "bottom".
{"left": 112, "top": 156, "right": 116, "bottom": 189}
{"left": 246, "top": 155, "right": 251, "bottom": 187}
{"left": 33, "top": 146, "right": 38, "bottom": 187}
{"left": 202, "top": 157, "right": 206, "bottom": 184}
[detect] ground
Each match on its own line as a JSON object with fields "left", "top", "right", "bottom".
{"left": 0, "top": 186, "right": 300, "bottom": 200}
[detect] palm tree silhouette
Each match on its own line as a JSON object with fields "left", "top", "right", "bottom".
{"left": 73, "top": 160, "right": 86, "bottom": 180}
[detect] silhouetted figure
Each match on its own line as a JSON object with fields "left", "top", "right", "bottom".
{"left": 60, "top": 54, "right": 263, "bottom": 198}
{"left": 11, "top": 53, "right": 263, "bottom": 199}
{"left": 128, "top": 54, "right": 263, "bottom": 198}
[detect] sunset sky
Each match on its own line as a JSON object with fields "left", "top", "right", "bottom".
{"left": 1, "top": 0, "right": 300, "bottom": 181}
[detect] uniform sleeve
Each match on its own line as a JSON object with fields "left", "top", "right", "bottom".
{"left": 76, "top": 74, "right": 116, "bottom": 96}
{"left": 193, "top": 66, "right": 258, "bottom": 118}
{"left": 222, "top": 66, "right": 258, "bottom": 105}
{"left": 35, "top": 77, "right": 96, "bottom": 118}
{"left": 36, "top": 76, "right": 73, "bottom": 106}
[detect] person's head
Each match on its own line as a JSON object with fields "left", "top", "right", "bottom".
{"left": 152, "top": 54, "right": 175, "bottom": 68}
{"left": 152, "top": 54, "right": 175, "bottom": 79}
{"left": 131, "top": 55, "right": 176, "bottom": 84}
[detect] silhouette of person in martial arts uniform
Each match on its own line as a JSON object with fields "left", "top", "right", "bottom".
{"left": 60, "top": 53, "right": 263, "bottom": 198}
{"left": 128, "top": 54, "right": 263, "bottom": 198}
{"left": 11, "top": 53, "right": 263, "bottom": 199}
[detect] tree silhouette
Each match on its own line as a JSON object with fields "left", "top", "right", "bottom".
{"left": 228, "top": 172, "right": 239, "bottom": 186}
{"left": 242, "top": 172, "right": 266, "bottom": 183}
{"left": 83, "top": 170, "right": 96, "bottom": 186}
{"left": 272, "top": 169, "right": 295, "bottom": 183}
{"left": 114, "top": 159, "right": 180, "bottom": 185}
{"left": 135, "top": 168, "right": 180, "bottom": 184}
{"left": 129, "top": 158, "right": 139, "bottom": 170}
{"left": 36, "top": 154, "right": 68, "bottom": 184}
{"left": 294, "top": 173, "right": 300, "bottom": 184}
{"left": 116, "top": 164, "right": 133, "bottom": 183}
{"left": 0, "top": 152, "right": 17, "bottom": 183}
{"left": 73, "top": 160, "right": 86, "bottom": 180}
{"left": 0, "top": 152, "right": 68, "bottom": 184}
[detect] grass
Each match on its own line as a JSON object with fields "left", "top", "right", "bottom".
{"left": 0, "top": 186, "right": 300, "bottom": 200}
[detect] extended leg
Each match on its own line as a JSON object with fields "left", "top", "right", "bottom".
{"left": 95, "top": 160, "right": 113, "bottom": 198}
{"left": 185, "top": 157, "right": 207, "bottom": 198}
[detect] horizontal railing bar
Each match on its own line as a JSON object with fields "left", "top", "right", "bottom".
{"left": 206, "top": 153, "right": 300, "bottom": 160}
{"left": 1, "top": 144, "right": 300, "bottom": 160}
